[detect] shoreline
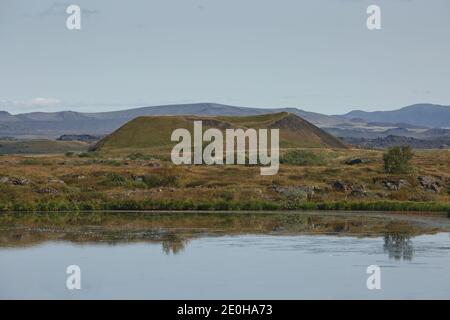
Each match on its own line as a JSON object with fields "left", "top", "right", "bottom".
{"left": 1, "top": 199, "right": 449, "bottom": 214}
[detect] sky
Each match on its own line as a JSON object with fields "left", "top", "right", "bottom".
{"left": 0, "top": 0, "right": 449, "bottom": 115}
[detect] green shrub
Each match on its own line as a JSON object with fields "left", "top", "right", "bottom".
{"left": 104, "top": 172, "right": 128, "bottom": 186}
{"left": 219, "top": 190, "right": 234, "bottom": 201}
{"left": 20, "top": 158, "right": 41, "bottom": 165}
{"left": 142, "top": 173, "right": 179, "bottom": 188}
{"left": 383, "top": 146, "right": 414, "bottom": 174}
{"left": 281, "top": 150, "right": 327, "bottom": 166}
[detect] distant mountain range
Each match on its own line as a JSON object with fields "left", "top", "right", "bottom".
{"left": 339, "top": 104, "right": 450, "bottom": 128}
{"left": 0, "top": 103, "right": 449, "bottom": 139}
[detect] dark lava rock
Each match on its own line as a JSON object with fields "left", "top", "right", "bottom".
{"left": 345, "top": 158, "right": 363, "bottom": 165}
{"left": 332, "top": 181, "right": 351, "bottom": 192}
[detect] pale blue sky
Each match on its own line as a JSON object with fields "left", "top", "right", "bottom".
{"left": 1, "top": 0, "right": 449, "bottom": 114}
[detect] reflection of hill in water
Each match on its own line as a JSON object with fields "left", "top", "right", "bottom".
{"left": 0, "top": 211, "right": 445, "bottom": 257}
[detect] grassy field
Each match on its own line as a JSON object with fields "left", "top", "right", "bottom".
{"left": 0, "top": 139, "right": 89, "bottom": 155}
{"left": 0, "top": 147, "right": 448, "bottom": 212}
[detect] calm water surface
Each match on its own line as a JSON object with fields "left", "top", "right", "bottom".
{"left": 0, "top": 211, "right": 449, "bottom": 299}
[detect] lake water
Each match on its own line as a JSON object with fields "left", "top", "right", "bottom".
{"left": 0, "top": 211, "right": 449, "bottom": 299}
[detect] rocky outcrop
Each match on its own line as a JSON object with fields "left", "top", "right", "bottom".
{"left": 350, "top": 184, "right": 367, "bottom": 197}
{"left": 383, "top": 179, "right": 409, "bottom": 191}
{"left": 418, "top": 176, "right": 442, "bottom": 193}
{"left": 332, "top": 181, "right": 367, "bottom": 197}
{"left": 0, "top": 176, "right": 31, "bottom": 186}
{"left": 34, "top": 187, "right": 59, "bottom": 194}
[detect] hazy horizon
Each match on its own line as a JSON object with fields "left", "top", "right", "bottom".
{"left": 2, "top": 101, "right": 450, "bottom": 117}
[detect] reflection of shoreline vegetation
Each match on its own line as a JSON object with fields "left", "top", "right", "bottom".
{"left": 0, "top": 211, "right": 443, "bottom": 242}
{"left": 1, "top": 199, "right": 449, "bottom": 213}
{"left": 1, "top": 211, "right": 445, "bottom": 258}
{"left": 162, "top": 235, "right": 188, "bottom": 255}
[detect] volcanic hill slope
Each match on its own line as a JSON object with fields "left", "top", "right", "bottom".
{"left": 94, "top": 112, "right": 347, "bottom": 154}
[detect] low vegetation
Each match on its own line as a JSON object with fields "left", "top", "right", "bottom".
{"left": 0, "top": 147, "right": 448, "bottom": 213}
{"left": 281, "top": 150, "right": 327, "bottom": 166}
{"left": 0, "top": 139, "right": 89, "bottom": 155}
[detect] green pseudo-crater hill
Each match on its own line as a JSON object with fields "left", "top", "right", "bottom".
{"left": 94, "top": 112, "right": 347, "bottom": 154}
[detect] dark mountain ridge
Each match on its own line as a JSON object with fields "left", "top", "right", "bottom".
{"left": 340, "top": 104, "right": 450, "bottom": 128}
{"left": 1, "top": 102, "right": 449, "bottom": 139}
{"left": 0, "top": 103, "right": 345, "bottom": 138}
